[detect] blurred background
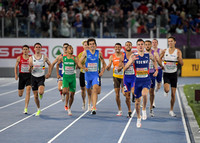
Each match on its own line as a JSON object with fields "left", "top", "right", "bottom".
{"left": 0, "top": 0, "right": 200, "bottom": 77}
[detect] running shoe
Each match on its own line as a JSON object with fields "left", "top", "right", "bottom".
{"left": 91, "top": 107, "right": 96, "bottom": 115}
{"left": 150, "top": 109, "right": 154, "bottom": 117}
{"left": 35, "top": 109, "right": 41, "bottom": 116}
{"left": 116, "top": 110, "right": 122, "bottom": 116}
{"left": 169, "top": 110, "right": 176, "bottom": 117}
{"left": 64, "top": 106, "right": 68, "bottom": 111}
{"left": 142, "top": 110, "right": 147, "bottom": 120}
{"left": 164, "top": 92, "right": 168, "bottom": 97}
{"left": 82, "top": 104, "right": 86, "bottom": 110}
{"left": 23, "top": 108, "right": 28, "bottom": 114}
{"left": 88, "top": 104, "right": 92, "bottom": 111}
{"left": 132, "top": 95, "right": 135, "bottom": 103}
{"left": 127, "top": 112, "right": 132, "bottom": 118}
{"left": 61, "top": 94, "right": 65, "bottom": 102}
{"left": 39, "top": 94, "right": 43, "bottom": 100}
{"left": 153, "top": 102, "right": 156, "bottom": 108}
{"left": 68, "top": 109, "right": 72, "bottom": 116}
{"left": 136, "top": 118, "right": 142, "bottom": 128}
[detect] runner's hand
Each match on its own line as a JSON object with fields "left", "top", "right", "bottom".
{"left": 57, "top": 74, "right": 61, "bottom": 79}
{"left": 15, "top": 75, "right": 18, "bottom": 80}
{"left": 45, "top": 73, "right": 50, "bottom": 79}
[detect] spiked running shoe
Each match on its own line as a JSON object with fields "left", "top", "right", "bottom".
{"left": 136, "top": 118, "right": 142, "bottom": 128}
{"left": 35, "top": 109, "right": 41, "bottom": 116}
{"left": 169, "top": 110, "right": 176, "bottom": 117}
{"left": 39, "top": 94, "right": 43, "bottom": 100}
{"left": 68, "top": 109, "right": 72, "bottom": 116}
{"left": 142, "top": 110, "right": 147, "bottom": 120}
{"left": 150, "top": 109, "right": 154, "bottom": 117}
{"left": 116, "top": 110, "right": 122, "bottom": 116}
{"left": 65, "top": 106, "right": 68, "bottom": 111}
{"left": 61, "top": 94, "right": 65, "bottom": 102}
{"left": 127, "top": 112, "right": 132, "bottom": 118}
{"left": 23, "top": 108, "right": 28, "bottom": 114}
{"left": 91, "top": 107, "right": 96, "bottom": 115}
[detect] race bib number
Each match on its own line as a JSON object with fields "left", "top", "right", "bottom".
{"left": 114, "top": 67, "right": 123, "bottom": 75}
{"left": 136, "top": 68, "right": 148, "bottom": 78}
{"left": 165, "top": 62, "right": 177, "bottom": 71}
{"left": 87, "top": 63, "right": 97, "bottom": 72}
{"left": 21, "top": 64, "right": 29, "bottom": 73}
{"left": 149, "top": 60, "right": 154, "bottom": 70}
{"left": 65, "top": 66, "right": 75, "bottom": 75}
{"left": 125, "top": 66, "right": 135, "bottom": 75}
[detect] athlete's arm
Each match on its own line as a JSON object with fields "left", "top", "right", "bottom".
{"left": 50, "top": 55, "right": 60, "bottom": 74}
{"left": 29, "top": 56, "right": 33, "bottom": 73}
{"left": 78, "top": 50, "right": 87, "bottom": 71}
{"left": 177, "top": 49, "right": 184, "bottom": 66}
{"left": 99, "top": 51, "right": 106, "bottom": 77}
{"left": 118, "top": 54, "right": 124, "bottom": 72}
{"left": 158, "top": 49, "right": 166, "bottom": 70}
{"left": 75, "top": 56, "right": 87, "bottom": 72}
{"left": 124, "top": 54, "right": 138, "bottom": 71}
{"left": 56, "top": 57, "right": 62, "bottom": 79}
{"left": 45, "top": 55, "right": 52, "bottom": 79}
{"left": 14, "top": 56, "right": 20, "bottom": 80}
{"left": 106, "top": 55, "right": 113, "bottom": 71}
{"left": 151, "top": 54, "right": 158, "bottom": 77}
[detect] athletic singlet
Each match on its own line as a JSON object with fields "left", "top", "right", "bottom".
{"left": 134, "top": 52, "right": 150, "bottom": 79}
{"left": 163, "top": 48, "right": 178, "bottom": 73}
{"left": 153, "top": 48, "right": 162, "bottom": 69}
{"left": 19, "top": 55, "right": 30, "bottom": 73}
{"left": 85, "top": 50, "right": 99, "bottom": 78}
{"left": 59, "top": 54, "right": 63, "bottom": 77}
{"left": 32, "top": 55, "right": 45, "bottom": 77}
{"left": 124, "top": 52, "right": 135, "bottom": 76}
{"left": 113, "top": 53, "right": 124, "bottom": 79}
{"left": 63, "top": 55, "right": 76, "bottom": 77}
{"left": 149, "top": 51, "right": 155, "bottom": 73}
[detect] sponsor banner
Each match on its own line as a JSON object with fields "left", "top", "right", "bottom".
{"left": 0, "top": 38, "right": 167, "bottom": 67}
{"left": 0, "top": 46, "right": 48, "bottom": 59}
{"left": 181, "top": 59, "right": 200, "bottom": 77}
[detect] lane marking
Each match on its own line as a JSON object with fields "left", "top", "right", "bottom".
{"left": 0, "top": 86, "right": 57, "bottom": 109}
{"left": 0, "top": 81, "right": 17, "bottom": 87}
{"left": 0, "top": 90, "right": 81, "bottom": 133}
{"left": 118, "top": 109, "right": 136, "bottom": 143}
{"left": 48, "top": 89, "right": 115, "bottom": 143}
{"left": 176, "top": 89, "right": 191, "bottom": 143}
{"left": 0, "top": 78, "right": 53, "bottom": 97}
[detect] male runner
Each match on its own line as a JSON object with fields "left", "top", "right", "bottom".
{"left": 79, "top": 38, "right": 106, "bottom": 115}
{"left": 124, "top": 39, "right": 158, "bottom": 128}
{"left": 29, "top": 43, "right": 52, "bottom": 116}
{"left": 119, "top": 41, "right": 136, "bottom": 118}
{"left": 57, "top": 45, "right": 85, "bottom": 116}
{"left": 14, "top": 45, "right": 31, "bottom": 114}
{"left": 51, "top": 43, "right": 69, "bottom": 101}
{"left": 144, "top": 40, "right": 158, "bottom": 117}
{"left": 106, "top": 43, "right": 124, "bottom": 116}
{"left": 158, "top": 36, "right": 183, "bottom": 117}
{"left": 78, "top": 40, "right": 89, "bottom": 110}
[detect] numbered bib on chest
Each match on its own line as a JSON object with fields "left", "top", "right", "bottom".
{"left": 114, "top": 67, "right": 123, "bottom": 75}
{"left": 136, "top": 68, "right": 148, "bottom": 78}
{"left": 21, "top": 64, "right": 29, "bottom": 72}
{"left": 125, "top": 66, "right": 135, "bottom": 75}
{"left": 88, "top": 63, "right": 97, "bottom": 72}
{"left": 165, "top": 62, "right": 177, "bottom": 71}
{"left": 65, "top": 66, "right": 75, "bottom": 75}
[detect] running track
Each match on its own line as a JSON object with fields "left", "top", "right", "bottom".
{"left": 0, "top": 77, "right": 199, "bottom": 143}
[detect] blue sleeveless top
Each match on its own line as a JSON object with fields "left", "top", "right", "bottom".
{"left": 134, "top": 53, "right": 150, "bottom": 80}
{"left": 59, "top": 54, "right": 63, "bottom": 77}
{"left": 123, "top": 52, "right": 135, "bottom": 77}
{"left": 85, "top": 50, "right": 99, "bottom": 79}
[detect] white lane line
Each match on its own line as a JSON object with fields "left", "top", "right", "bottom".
{"left": 0, "top": 81, "right": 17, "bottom": 87}
{"left": 0, "top": 90, "right": 81, "bottom": 133}
{"left": 0, "top": 89, "right": 18, "bottom": 97}
{"left": 176, "top": 89, "right": 191, "bottom": 143}
{"left": 0, "top": 78, "right": 53, "bottom": 97}
{"left": 0, "top": 86, "right": 57, "bottom": 109}
{"left": 118, "top": 109, "right": 136, "bottom": 143}
{"left": 47, "top": 89, "right": 115, "bottom": 143}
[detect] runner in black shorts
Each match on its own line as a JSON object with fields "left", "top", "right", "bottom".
{"left": 15, "top": 45, "right": 31, "bottom": 114}
{"left": 29, "top": 43, "right": 52, "bottom": 116}
{"left": 158, "top": 36, "right": 183, "bottom": 117}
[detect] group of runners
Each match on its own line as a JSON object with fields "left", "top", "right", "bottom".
{"left": 14, "top": 37, "right": 183, "bottom": 128}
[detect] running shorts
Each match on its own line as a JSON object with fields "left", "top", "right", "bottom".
{"left": 63, "top": 75, "right": 76, "bottom": 92}
{"left": 163, "top": 72, "right": 178, "bottom": 88}
{"left": 156, "top": 69, "right": 163, "bottom": 83}
{"left": 18, "top": 73, "right": 31, "bottom": 90}
{"left": 134, "top": 78, "right": 151, "bottom": 99}
{"left": 123, "top": 75, "right": 135, "bottom": 92}
{"left": 150, "top": 73, "right": 156, "bottom": 88}
{"left": 113, "top": 77, "right": 123, "bottom": 89}
{"left": 31, "top": 75, "right": 45, "bottom": 91}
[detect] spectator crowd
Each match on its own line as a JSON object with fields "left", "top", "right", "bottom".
{"left": 0, "top": 0, "right": 200, "bottom": 38}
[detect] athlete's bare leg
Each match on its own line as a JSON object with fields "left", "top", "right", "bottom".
{"left": 114, "top": 88, "right": 121, "bottom": 111}
{"left": 25, "top": 85, "right": 31, "bottom": 109}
